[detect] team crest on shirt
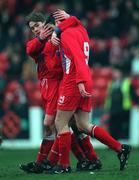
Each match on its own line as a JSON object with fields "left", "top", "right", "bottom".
{"left": 58, "top": 96, "right": 65, "bottom": 104}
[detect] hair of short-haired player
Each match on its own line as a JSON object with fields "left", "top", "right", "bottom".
{"left": 25, "top": 11, "right": 55, "bottom": 26}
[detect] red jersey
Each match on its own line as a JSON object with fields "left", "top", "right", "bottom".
{"left": 26, "top": 38, "right": 63, "bottom": 80}
{"left": 58, "top": 16, "right": 81, "bottom": 32}
{"left": 60, "top": 23, "right": 93, "bottom": 96}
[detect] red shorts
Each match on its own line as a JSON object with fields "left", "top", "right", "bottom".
{"left": 40, "top": 78, "right": 60, "bottom": 115}
{"left": 57, "top": 95, "right": 92, "bottom": 112}
{"left": 57, "top": 80, "right": 93, "bottom": 112}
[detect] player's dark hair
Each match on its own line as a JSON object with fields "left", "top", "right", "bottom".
{"left": 26, "top": 11, "right": 46, "bottom": 25}
{"left": 26, "top": 11, "right": 55, "bottom": 26}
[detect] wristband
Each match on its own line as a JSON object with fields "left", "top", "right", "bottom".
{"left": 54, "top": 27, "right": 61, "bottom": 35}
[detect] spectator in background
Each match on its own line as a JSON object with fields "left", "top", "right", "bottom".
{"left": 0, "top": 118, "right": 2, "bottom": 145}
{"left": 0, "top": 73, "right": 5, "bottom": 145}
{"left": 93, "top": 39, "right": 110, "bottom": 66}
{"left": 109, "top": 38, "right": 123, "bottom": 67}
{"left": 104, "top": 67, "right": 139, "bottom": 140}
{"left": 131, "top": 47, "right": 139, "bottom": 75}
{"left": 22, "top": 56, "right": 37, "bottom": 81}
{"left": 127, "top": 26, "right": 139, "bottom": 47}
{"left": 7, "top": 52, "right": 23, "bottom": 80}
{"left": 3, "top": 81, "right": 28, "bottom": 115}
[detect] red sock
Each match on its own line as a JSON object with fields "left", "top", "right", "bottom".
{"left": 48, "top": 136, "right": 59, "bottom": 165}
{"left": 71, "top": 133, "right": 85, "bottom": 162}
{"left": 37, "top": 139, "right": 54, "bottom": 162}
{"left": 91, "top": 126, "right": 121, "bottom": 152}
{"left": 79, "top": 135, "right": 98, "bottom": 161}
{"left": 59, "top": 132, "right": 71, "bottom": 168}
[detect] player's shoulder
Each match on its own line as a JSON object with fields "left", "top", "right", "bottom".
{"left": 61, "top": 27, "right": 73, "bottom": 34}
{"left": 61, "top": 26, "right": 79, "bottom": 40}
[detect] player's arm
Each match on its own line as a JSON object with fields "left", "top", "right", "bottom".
{"left": 26, "top": 38, "right": 46, "bottom": 57}
{"left": 53, "top": 10, "right": 81, "bottom": 35}
{"left": 51, "top": 10, "right": 81, "bottom": 46}
{"left": 55, "top": 16, "right": 81, "bottom": 34}
{"left": 26, "top": 24, "right": 53, "bottom": 57}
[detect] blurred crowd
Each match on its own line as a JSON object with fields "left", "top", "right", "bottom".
{"left": 0, "top": 0, "right": 139, "bottom": 118}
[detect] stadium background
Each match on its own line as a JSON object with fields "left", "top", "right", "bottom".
{"left": 0, "top": 0, "right": 139, "bottom": 151}
{"left": 1, "top": 1, "right": 139, "bottom": 180}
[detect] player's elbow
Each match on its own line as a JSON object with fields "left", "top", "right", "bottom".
{"left": 26, "top": 46, "right": 35, "bottom": 56}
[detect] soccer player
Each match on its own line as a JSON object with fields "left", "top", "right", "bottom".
{"left": 20, "top": 10, "right": 101, "bottom": 173}
{"left": 39, "top": 10, "right": 131, "bottom": 173}
{"left": 22, "top": 11, "right": 62, "bottom": 167}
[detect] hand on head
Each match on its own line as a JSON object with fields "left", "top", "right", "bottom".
{"left": 53, "top": 9, "right": 70, "bottom": 24}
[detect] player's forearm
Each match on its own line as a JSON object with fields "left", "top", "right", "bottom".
{"left": 76, "top": 69, "right": 88, "bottom": 84}
{"left": 55, "top": 16, "right": 80, "bottom": 35}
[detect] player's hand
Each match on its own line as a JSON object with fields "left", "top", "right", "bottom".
{"left": 53, "top": 9, "right": 70, "bottom": 22}
{"left": 78, "top": 83, "right": 92, "bottom": 98}
{"left": 39, "top": 24, "right": 54, "bottom": 40}
{"left": 51, "top": 32, "right": 60, "bottom": 46}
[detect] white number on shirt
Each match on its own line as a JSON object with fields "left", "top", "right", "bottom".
{"left": 84, "top": 42, "right": 89, "bottom": 65}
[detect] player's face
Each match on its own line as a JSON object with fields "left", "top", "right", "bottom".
{"left": 29, "top": 21, "right": 45, "bottom": 36}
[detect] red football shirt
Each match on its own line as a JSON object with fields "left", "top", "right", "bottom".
{"left": 59, "top": 23, "right": 93, "bottom": 96}
{"left": 26, "top": 38, "right": 63, "bottom": 80}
